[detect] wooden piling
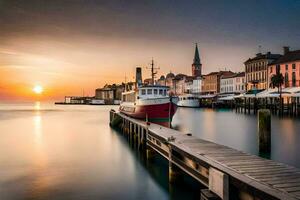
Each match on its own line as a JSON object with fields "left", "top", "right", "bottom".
{"left": 168, "top": 147, "right": 182, "bottom": 183}
{"left": 200, "top": 189, "right": 221, "bottom": 200}
{"left": 146, "top": 146, "right": 156, "bottom": 161}
{"left": 258, "top": 109, "right": 271, "bottom": 153}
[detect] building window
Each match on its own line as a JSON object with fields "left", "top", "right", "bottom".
{"left": 270, "top": 66, "right": 272, "bottom": 73}
{"left": 292, "top": 63, "right": 296, "bottom": 70}
{"left": 292, "top": 72, "right": 296, "bottom": 87}
{"left": 276, "top": 65, "right": 280, "bottom": 74}
{"left": 285, "top": 72, "right": 289, "bottom": 87}
{"left": 286, "top": 65, "right": 288, "bottom": 71}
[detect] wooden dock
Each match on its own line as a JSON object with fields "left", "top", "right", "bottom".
{"left": 109, "top": 110, "right": 300, "bottom": 200}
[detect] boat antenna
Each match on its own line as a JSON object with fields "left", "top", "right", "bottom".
{"left": 146, "top": 58, "right": 160, "bottom": 85}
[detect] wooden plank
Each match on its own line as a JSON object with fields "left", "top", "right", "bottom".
{"left": 274, "top": 182, "right": 300, "bottom": 189}
{"left": 263, "top": 178, "right": 300, "bottom": 185}
{"left": 283, "top": 186, "right": 300, "bottom": 192}
{"left": 232, "top": 165, "right": 288, "bottom": 171}
{"left": 241, "top": 169, "right": 299, "bottom": 176}
{"left": 226, "top": 160, "right": 281, "bottom": 167}
{"left": 289, "top": 191, "right": 300, "bottom": 196}
{"left": 250, "top": 172, "right": 300, "bottom": 180}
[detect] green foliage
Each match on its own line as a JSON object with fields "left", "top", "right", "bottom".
{"left": 270, "top": 73, "right": 284, "bottom": 89}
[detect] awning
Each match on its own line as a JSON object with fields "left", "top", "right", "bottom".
{"left": 218, "top": 96, "right": 235, "bottom": 101}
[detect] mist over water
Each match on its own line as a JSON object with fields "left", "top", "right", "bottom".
{"left": 0, "top": 103, "right": 200, "bottom": 200}
{"left": 0, "top": 103, "right": 299, "bottom": 200}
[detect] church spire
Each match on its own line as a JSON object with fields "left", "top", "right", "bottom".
{"left": 192, "top": 43, "right": 202, "bottom": 77}
{"left": 193, "top": 43, "right": 201, "bottom": 65}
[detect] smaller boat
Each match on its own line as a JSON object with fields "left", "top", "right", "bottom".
{"left": 176, "top": 94, "right": 199, "bottom": 108}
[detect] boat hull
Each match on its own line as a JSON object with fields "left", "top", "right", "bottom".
{"left": 119, "top": 101, "right": 177, "bottom": 126}
{"left": 176, "top": 99, "right": 200, "bottom": 108}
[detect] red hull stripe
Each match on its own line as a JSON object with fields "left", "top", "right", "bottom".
{"left": 120, "top": 102, "right": 177, "bottom": 120}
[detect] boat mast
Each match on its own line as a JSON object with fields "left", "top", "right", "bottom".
{"left": 147, "top": 59, "right": 159, "bottom": 85}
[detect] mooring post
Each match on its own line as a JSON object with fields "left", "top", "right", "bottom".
{"left": 258, "top": 109, "right": 271, "bottom": 153}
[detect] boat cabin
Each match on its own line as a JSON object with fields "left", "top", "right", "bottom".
{"left": 178, "top": 94, "right": 198, "bottom": 101}
{"left": 121, "top": 86, "right": 169, "bottom": 102}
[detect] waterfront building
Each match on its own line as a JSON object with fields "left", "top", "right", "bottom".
{"left": 165, "top": 72, "right": 175, "bottom": 94}
{"left": 156, "top": 75, "right": 166, "bottom": 86}
{"left": 143, "top": 78, "right": 153, "bottom": 85}
{"left": 268, "top": 47, "right": 300, "bottom": 88}
{"left": 65, "top": 96, "right": 91, "bottom": 104}
{"left": 171, "top": 74, "right": 194, "bottom": 95}
{"left": 95, "top": 87, "right": 114, "bottom": 101}
{"left": 95, "top": 83, "right": 130, "bottom": 104}
{"left": 202, "top": 71, "right": 235, "bottom": 94}
{"left": 191, "top": 77, "right": 203, "bottom": 94}
{"left": 220, "top": 72, "right": 245, "bottom": 94}
{"left": 192, "top": 43, "right": 202, "bottom": 77}
{"left": 244, "top": 52, "right": 281, "bottom": 91}
{"left": 165, "top": 72, "right": 175, "bottom": 87}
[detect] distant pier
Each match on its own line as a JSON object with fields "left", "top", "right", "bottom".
{"left": 110, "top": 110, "right": 300, "bottom": 200}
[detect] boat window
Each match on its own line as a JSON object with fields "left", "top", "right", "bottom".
{"left": 141, "top": 89, "right": 146, "bottom": 95}
{"left": 154, "top": 89, "right": 158, "bottom": 95}
{"left": 147, "top": 89, "right": 152, "bottom": 95}
{"left": 159, "top": 89, "right": 163, "bottom": 95}
{"left": 163, "top": 90, "right": 166, "bottom": 96}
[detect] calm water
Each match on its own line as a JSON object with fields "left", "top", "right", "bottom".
{"left": 1, "top": 103, "right": 300, "bottom": 200}
{"left": 172, "top": 108, "right": 300, "bottom": 168}
{"left": 0, "top": 103, "right": 200, "bottom": 200}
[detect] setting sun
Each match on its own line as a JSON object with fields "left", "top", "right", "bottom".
{"left": 33, "top": 85, "right": 43, "bottom": 94}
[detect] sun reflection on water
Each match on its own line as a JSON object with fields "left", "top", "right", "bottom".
{"left": 34, "top": 101, "right": 41, "bottom": 111}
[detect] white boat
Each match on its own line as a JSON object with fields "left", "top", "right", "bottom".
{"left": 176, "top": 94, "right": 200, "bottom": 108}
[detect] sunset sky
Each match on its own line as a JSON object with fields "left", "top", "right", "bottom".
{"left": 0, "top": 0, "right": 300, "bottom": 101}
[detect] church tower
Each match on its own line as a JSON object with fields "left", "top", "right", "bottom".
{"left": 192, "top": 43, "right": 202, "bottom": 77}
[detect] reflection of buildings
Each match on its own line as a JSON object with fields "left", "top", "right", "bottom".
{"left": 268, "top": 47, "right": 300, "bottom": 88}
{"left": 244, "top": 51, "right": 281, "bottom": 91}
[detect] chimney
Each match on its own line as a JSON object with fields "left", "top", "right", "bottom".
{"left": 283, "top": 46, "right": 290, "bottom": 55}
{"left": 135, "top": 67, "right": 142, "bottom": 87}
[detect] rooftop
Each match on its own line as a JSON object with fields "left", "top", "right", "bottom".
{"left": 269, "top": 50, "right": 300, "bottom": 65}
{"left": 244, "top": 52, "right": 282, "bottom": 64}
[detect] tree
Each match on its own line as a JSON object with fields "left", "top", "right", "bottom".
{"left": 270, "top": 73, "right": 284, "bottom": 93}
{"left": 270, "top": 73, "right": 284, "bottom": 112}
